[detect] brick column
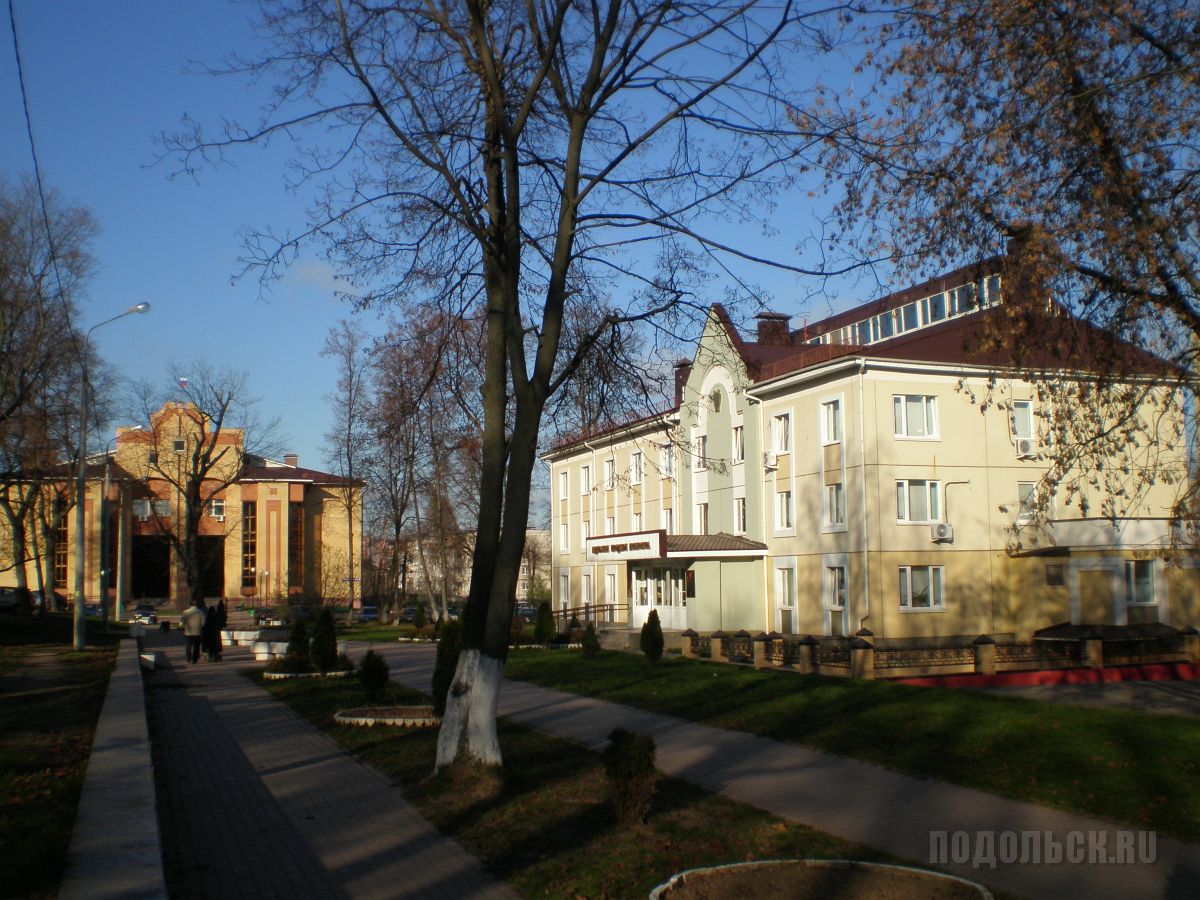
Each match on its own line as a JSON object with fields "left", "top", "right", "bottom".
{"left": 711, "top": 630, "right": 727, "bottom": 663}
{"left": 680, "top": 628, "right": 698, "bottom": 659}
{"left": 752, "top": 633, "right": 769, "bottom": 669}
{"left": 851, "top": 633, "right": 875, "bottom": 680}
{"left": 973, "top": 634, "right": 996, "bottom": 675}
{"left": 796, "top": 635, "right": 816, "bottom": 674}
{"left": 1183, "top": 627, "right": 1199, "bottom": 663}
{"left": 1084, "top": 637, "right": 1104, "bottom": 670}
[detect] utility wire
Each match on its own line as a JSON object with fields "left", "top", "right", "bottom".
{"left": 7, "top": 0, "right": 86, "bottom": 373}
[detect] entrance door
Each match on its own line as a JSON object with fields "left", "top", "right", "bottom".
{"left": 628, "top": 567, "right": 688, "bottom": 630}
{"left": 131, "top": 536, "right": 170, "bottom": 600}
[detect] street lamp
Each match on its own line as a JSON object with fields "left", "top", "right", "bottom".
{"left": 73, "top": 301, "right": 151, "bottom": 651}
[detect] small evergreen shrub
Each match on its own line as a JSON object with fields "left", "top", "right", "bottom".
{"left": 534, "top": 601, "right": 556, "bottom": 643}
{"left": 432, "top": 618, "right": 464, "bottom": 717}
{"left": 310, "top": 608, "right": 339, "bottom": 674}
{"left": 414, "top": 603, "right": 427, "bottom": 629}
{"left": 581, "top": 621, "right": 601, "bottom": 658}
{"left": 358, "top": 649, "right": 390, "bottom": 701}
{"left": 602, "top": 728, "right": 657, "bottom": 825}
{"left": 286, "top": 620, "right": 310, "bottom": 661}
{"left": 640, "top": 609, "right": 664, "bottom": 662}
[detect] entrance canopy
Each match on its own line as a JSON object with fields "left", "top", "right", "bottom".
{"left": 585, "top": 530, "right": 766, "bottom": 563}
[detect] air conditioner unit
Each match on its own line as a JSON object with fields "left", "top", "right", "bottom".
{"left": 213, "top": 514, "right": 225, "bottom": 523}
{"left": 763, "top": 450, "right": 779, "bottom": 469}
{"left": 1015, "top": 437, "right": 1038, "bottom": 459}
{"left": 930, "top": 522, "right": 955, "bottom": 543}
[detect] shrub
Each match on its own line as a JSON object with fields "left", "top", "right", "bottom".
{"left": 534, "top": 601, "right": 556, "bottom": 643}
{"left": 581, "top": 621, "right": 601, "bottom": 658}
{"left": 602, "top": 728, "right": 657, "bottom": 825}
{"left": 310, "top": 608, "right": 339, "bottom": 674}
{"left": 432, "top": 618, "right": 464, "bottom": 717}
{"left": 267, "top": 653, "right": 312, "bottom": 674}
{"left": 414, "top": 603, "right": 427, "bottom": 630}
{"left": 640, "top": 609, "right": 664, "bottom": 662}
{"left": 358, "top": 649, "right": 390, "bottom": 701}
{"left": 286, "top": 620, "right": 310, "bottom": 660}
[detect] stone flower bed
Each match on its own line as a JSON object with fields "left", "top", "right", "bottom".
{"left": 650, "top": 860, "right": 991, "bottom": 900}
{"left": 334, "top": 705, "right": 441, "bottom": 728}
{"left": 262, "top": 669, "right": 354, "bottom": 681}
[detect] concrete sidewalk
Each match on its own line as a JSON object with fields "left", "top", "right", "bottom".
{"left": 141, "top": 631, "right": 516, "bottom": 900}
{"left": 367, "top": 641, "right": 1200, "bottom": 900}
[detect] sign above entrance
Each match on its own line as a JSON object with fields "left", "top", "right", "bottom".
{"left": 586, "top": 530, "right": 666, "bottom": 562}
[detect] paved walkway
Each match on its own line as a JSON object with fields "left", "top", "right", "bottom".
{"left": 365, "top": 641, "right": 1200, "bottom": 900}
{"left": 981, "top": 679, "right": 1200, "bottom": 717}
{"left": 141, "top": 631, "right": 517, "bottom": 900}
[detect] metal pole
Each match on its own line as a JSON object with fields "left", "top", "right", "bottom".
{"left": 73, "top": 303, "right": 151, "bottom": 651}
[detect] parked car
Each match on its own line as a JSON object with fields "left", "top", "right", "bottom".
{"left": 357, "top": 605, "right": 380, "bottom": 623}
{"left": 399, "top": 605, "right": 418, "bottom": 623}
{"left": 132, "top": 604, "right": 158, "bottom": 625}
{"left": 515, "top": 604, "right": 538, "bottom": 621}
{"left": 0, "top": 586, "right": 32, "bottom": 615}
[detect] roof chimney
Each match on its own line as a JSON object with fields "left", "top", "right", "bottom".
{"left": 755, "top": 311, "right": 791, "bottom": 346}
{"left": 673, "top": 358, "right": 692, "bottom": 406}
{"left": 283, "top": 453, "right": 299, "bottom": 467}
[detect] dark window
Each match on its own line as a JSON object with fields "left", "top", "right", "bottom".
{"left": 288, "top": 502, "right": 304, "bottom": 588}
{"left": 1045, "top": 564, "right": 1065, "bottom": 586}
{"left": 241, "top": 502, "right": 257, "bottom": 589}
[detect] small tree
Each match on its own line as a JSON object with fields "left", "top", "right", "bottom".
{"left": 533, "top": 601, "right": 555, "bottom": 644}
{"left": 310, "top": 608, "right": 338, "bottom": 674}
{"left": 581, "top": 622, "right": 601, "bottom": 659}
{"left": 285, "top": 620, "right": 310, "bottom": 661}
{"left": 640, "top": 610, "right": 664, "bottom": 663}
{"left": 602, "top": 728, "right": 657, "bottom": 825}
{"left": 432, "top": 619, "right": 463, "bottom": 717}
{"left": 358, "top": 650, "right": 390, "bottom": 702}
{"left": 413, "top": 603, "right": 427, "bottom": 630}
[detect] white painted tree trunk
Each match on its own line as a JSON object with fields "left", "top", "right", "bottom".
{"left": 435, "top": 648, "right": 504, "bottom": 770}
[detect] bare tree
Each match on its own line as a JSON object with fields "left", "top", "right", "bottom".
{"left": 0, "top": 176, "right": 96, "bottom": 594}
{"left": 322, "top": 320, "right": 372, "bottom": 621}
{"left": 165, "top": 0, "right": 847, "bottom": 770}
{"left": 127, "top": 365, "right": 283, "bottom": 607}
{"left": 803, "top": 0, "right": 1200, "bottom": 525}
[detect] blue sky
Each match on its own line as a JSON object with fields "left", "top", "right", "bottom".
{"left": 2, "top": 1, "right": 863, "bottom": 476}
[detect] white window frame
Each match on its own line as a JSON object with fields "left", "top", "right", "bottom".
{"left": 632, "top": 512, "right": 642, "bottom": 532}
{"left": 660, "top": 444, "right": 674, "bottom": 477}
{"left": 558, "top": 569, "right": 570, "bottom": 609}
{"left": 823, "top": 482, "right": 846, "bottom": 528}
{"left": 825, "top": 563, "right": 847, "bottom": 611}
{"left": 132, "top": 498, "right": 151, "bottom": 519}
{"left": 775, "top": 490, "right": 793, "bottom": 531}
{"left": 559, "top": 521, "right": 569, "bottom": 552}
{"left": 207, "top": 497, "right": 226, "bottom": 520}
{"left": 1011, "top": 400, "right": 1034, "bottom": 440}
{"left": 153, "top": 499, "right": 171, "bottom": 517}
{"left": 1125, "top": 560, "right": 1157, "bottom": 606}
{"left": 580, "top": 465, "right": 591, "bottom": 494}
{"left": 580, "top": 520, "right": 590, "bottom": 548}
{"left": 662, "top": 507, "right": 674, "bottom": 535}
{"left": 734, "top": 496, "right": 746, "bottom": 534}
{"left": 559, "top": 470, "right": 568, "bottom": 501}
{"left": 581, "top": 572, "right": 593, "bottom": 605}
{"left": 604, "top": 458, "right": 616, "bottom": 490}
{"left": 732, "top": 425, "right": 745, "bottom": 463}
{"left": 606, "top": 516, "right": 616, "bottom": 535}
{"left": 774, "top": 558, "right": 798, "bottom": 634}
{"left": 896, "top": 479, "right": 942, "bottom": 524}
{"left": 696, "top": 502, "right": 709, "bottom": 535}
{"left": 631, "top": 451, "right": 643, "bottom": 485}
{"left": 772, "top": 413, "right": 792, "bottom": 453}
{"left": 821, "top": 398, "right": 842, "bottom": 445}
{"left": 1017, "top": 481, "right": 1038, "bottom": 522}
{"left": 694, "top": 436, "right": 707, "bottom": 471}
{"left": 893, "top": 394, "right": 939, "bottom": 439}
{"left": 899, "top": 565, "right": 945, "bottom": 611}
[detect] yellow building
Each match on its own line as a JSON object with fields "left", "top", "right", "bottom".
{"left": 2, "top": 402, "right": 363, "bottom": 612}
{"left": 545, "top": 262, "right": 1200, "bottom": 646}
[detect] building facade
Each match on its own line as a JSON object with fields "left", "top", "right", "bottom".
{"left": 1, "top": 402, "right": 363, "bottom": 611}
{"left": 545, "top": 262, "right": 1200, "bottom": 644}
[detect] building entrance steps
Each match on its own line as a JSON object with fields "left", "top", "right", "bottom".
{"left": 365, "top": 641, "right": 1200, "bottom": 900}
{"left": 139, "top": 631, "right": 517, "bottom": 900}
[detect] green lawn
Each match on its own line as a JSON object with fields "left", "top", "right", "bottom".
{"left": 0, "top": 614, "right": 119, "bottom": 897}
{"left": 502, "top": 649, "right": 1200, "bottom": 842}
{"left": 257, "top": 671, "right": 898, "bottom": 898}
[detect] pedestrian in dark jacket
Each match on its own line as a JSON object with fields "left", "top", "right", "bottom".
{"left": 202, "top": 602, "right": 223, "bottom": 662}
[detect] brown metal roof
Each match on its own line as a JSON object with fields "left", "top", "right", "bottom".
{"left": 665, "top": 532, "right": 767, "bottom": 554}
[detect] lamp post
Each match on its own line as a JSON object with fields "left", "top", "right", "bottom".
{"left": 73, "top": 302, "right": 151, "bottom": 651}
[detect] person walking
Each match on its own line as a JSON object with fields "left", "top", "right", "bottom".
{"left": 202, "top": 601, "right": 223, "bottom": 662}
{"left": 181, "top": 600, "right": 206, "bottom": 665}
